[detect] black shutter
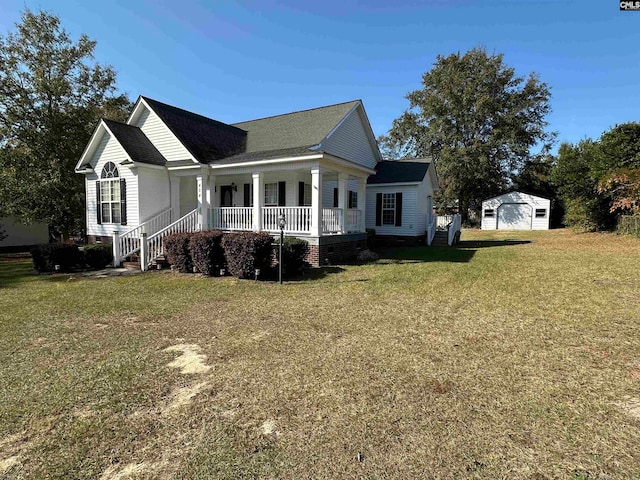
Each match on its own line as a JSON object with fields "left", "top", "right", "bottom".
{"left": 120, "top": 179, "right": 127, "bottom": 226}
{"left": 96, "top": 181, "right": 102, "bottom": 225}
{"left": 375, "top": 193, "right": 382, "bottom": 226}
{"left": 348, "top": 191, "right": 353, "bottom": 209}
{"left": 333, "top": 188, "right": 338, "bottom": 208}
{"left": 278, "top": 181, "right": 286, "bottom": 206}
{"left": 298, "top": 182, "right": 305, "bottom": 206}
{"left": 395, "top": 192, "right": 402, "bottom": 227}
{"left": 244, "top": 183, "right": 251, "bottom": 207}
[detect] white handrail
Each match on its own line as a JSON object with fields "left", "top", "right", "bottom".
{"left": 262, "top": 206, "right": 312, "bottom": 233}
{"left": 426, "top": 215, "right": 437, "bottom": 245}
{"left": 345, "top": 208, "right": 362, "bottom": 233}
{"left": 143, "top": 208, "right": 200, "bottom": 270}
{"left": 117, "top": 207, "right": 173, "bottom": 263}
{"left": 447, "top": 214, "right": 461, "bottom": 246}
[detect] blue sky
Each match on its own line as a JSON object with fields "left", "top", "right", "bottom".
{"left": 1, "top": 0, "right": 639, "bottom": 152}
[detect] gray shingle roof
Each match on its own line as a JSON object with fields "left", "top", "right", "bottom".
{"left": 103, "top": 119, "right": 166, "bottom": 166}
{"left": 232, "top": 100, "right": 360, "bottom": 153}
{"left": 142, "top": 97, "right": 247, "bottom": 164}
{"left": 367, "top": 160, "right": 431, "bottom": 184}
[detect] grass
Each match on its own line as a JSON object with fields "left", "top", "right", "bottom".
{"left": 1, "top": 229, "right": 639, "bottom": 479}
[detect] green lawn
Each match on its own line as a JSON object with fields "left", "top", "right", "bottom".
{"left": 1, "top": 229, "right": 639, "bottom": 479}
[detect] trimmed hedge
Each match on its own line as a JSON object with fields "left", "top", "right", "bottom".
{"left": 31, "top": 243, "right": 83, "bottom": 273}
{"left": 164, "top": 232, "right": 193, "bottom": 273}
{"left": 221, "top": 232, "right": 273, "bottom": 279}
{"left": 189, "top": 230, "right": 225, "bottom": 276}
{"left": 83, "top": 243, "right": 112, "bottom": 270}
{"left": 275, "top": 237, "right": 309, "bottom": 276}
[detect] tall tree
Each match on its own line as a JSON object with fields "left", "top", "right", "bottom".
{"left": 380, "top": 47, "right": 555, "bottom": 221}
{"left": 0, "top": 9, "right": 131, "bottom": 237}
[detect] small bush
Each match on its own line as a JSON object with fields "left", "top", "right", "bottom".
{"left": 357, "top": 249, "right": 379, "bottom": 263}
{"left": 275, "top": 237, "right": 309, "bottom": 277}
{"left": 189, "top": 230, "right": 225, "bottom": 276}
{"left": 366, "top": 228, "right": 376, "bottom": 249}
{"left": 164, "top": 232, "right": 193, "bottom": 273}
{"left": 83, "top": 243, "right": 112, "bottom": 270}
{"left": 31, "top": 243, "right": 83, "bottom": 273}
{"left": 222, "top": 232, "right": 273, "bottom": 279}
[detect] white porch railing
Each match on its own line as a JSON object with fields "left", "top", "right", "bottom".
{"left": 345, "top": 209, "right": 362, "bottom": 233}
{"left": 437, "top": 215, "right": 454, "bottom": 231}
{"left": 448, "top": 213, "right": 462, "bottom": 246}
{"left": 142, "top": 208, "right": 199, "bottom": 271}
{"left": 211, "top": 207, "right": 253, "bottom": 231}
{"left": 322, "top": 208, "right": 342, "bottom": 234}
{"left": 426, "top": 214, "right": 437, "bottom": 245}
{"left": 261, "top": 206, "right": 312, "bottom": 234}
{"left": 115, "top": 207, "right": 172, "bottom": 265}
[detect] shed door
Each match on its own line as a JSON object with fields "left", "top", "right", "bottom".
{"left": 497, "top": 203, "right": 532, "bottom": 230}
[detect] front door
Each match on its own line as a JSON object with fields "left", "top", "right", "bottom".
{"left": 221, "top": 186, "right": 233, "bottom": 207}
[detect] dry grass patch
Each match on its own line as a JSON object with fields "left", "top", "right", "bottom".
{"left": 1, "top": 229, "right": 640, "bottom": 478}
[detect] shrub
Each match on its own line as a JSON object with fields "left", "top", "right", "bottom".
{"left": 83, "top": 243, "right": 112, "bottom": 270}
{"left": 31, "top": 243, "right": 83, "bottom": 273}
{"left": 366, "top": 228, "right": 376, "bottom": 249}
{"left": 164, "top": 232, "right": 193, "bottom": 273}
{"left": 357, "top": 249, "right": 379, "bottom": 263}
{"left": 221, "top": 232, "right": 273, "bottom": 279}
{"left": 189, "top": 230, "right": 225, "bottom": 276}
{"left": 275, "top": 237, "right": 309, "bottom": 276}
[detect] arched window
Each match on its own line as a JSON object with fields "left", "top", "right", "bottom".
{"left": 97, "top": 162, "right": 125, "bottom": 224}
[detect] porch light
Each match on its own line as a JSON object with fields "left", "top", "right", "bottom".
{"left": 231, "top": 182, "right": 237, "bottom": 192}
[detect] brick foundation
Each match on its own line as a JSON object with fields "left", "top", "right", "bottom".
{"left": 86, "top": 235, "right": 113, "bottom": 244}
{"left": 371, "top": 234, "right": 425, "bottom": 247}
{"left": 304, "top": 233, "right": 368, "bottom": 266}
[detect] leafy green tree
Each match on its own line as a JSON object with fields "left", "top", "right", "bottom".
{"left": 380, "top": 47, "right": 555, "bottom": 221}
{"left": 0, "top": 9, "right": 131, "bottom": 238}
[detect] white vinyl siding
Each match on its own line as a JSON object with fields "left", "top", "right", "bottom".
{"left": 366, "top": 185, "right": 418, "bottom": 236}
{"left": 85, "top": 132, "right": 139, "bottom": 237}
{"left": 481, "top": 192, "right": 551, "bottom": 230}
{"left": 137, "top": 167, "right": 171, "bottom": 222}
{"left": 133, "top": 106, "right": 194, "bottom": 162}
{"left": 321, "top": 108, "right": 378, "bottom": 169}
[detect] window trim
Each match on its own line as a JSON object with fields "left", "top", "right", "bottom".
{"left": 382, "top": 193, "right": 396, "bottom": 225}
{"left": 484, "top": 208, "right": 495, "bottom": 218}
{"left": 99, "top": 162, "right": 121, "bottom": 224}
{"left": 535, "top": 208, "right": 547, "bottom": 218}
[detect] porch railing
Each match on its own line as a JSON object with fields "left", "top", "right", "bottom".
{"left": 322, "top": 208, "right": 342, "bottom": 234}
{"left": 345, "top": 208, "right": 362, "bottom": 233}
{"left": 142, "top": 208, "right": 199, "bottom": 270}
{"left": 447, "top": 214, "right": 462, "bottom": 246}
{"left": 263, "top": 206, "right": 311, "bottom": 233}
{"left": 114, "top": 207, "right": 172, "bottom": 265}
{"left": 426, "top": 214, "right": 437, "bottom": 245}
{"left": 211, "top": 207, "right": 253, "bottom": 231}
{"left": 437, "top": 215, "right": 454, "bottom": 231}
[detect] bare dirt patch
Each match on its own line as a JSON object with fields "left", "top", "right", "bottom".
{"left": 164, "top": 344, "right": 211, "bottom": 374}
{"left": 618, "top": 397, "right": 640, "bottom": 420}
{"left": 165, "top": 381, "right": 210, "bottom": 413}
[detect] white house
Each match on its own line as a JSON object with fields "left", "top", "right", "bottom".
{"left": 481, "top": 191, "right": 551, "bottom": 230}
{"left": 76, "top": 96, "right": 388, "bottom": 267}
{"left": 365, "top": 159, "right": 440, "bottom": 244}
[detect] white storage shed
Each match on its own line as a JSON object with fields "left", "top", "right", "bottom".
{"left": 481, "top": 192, "right": 551, "bottom": 230}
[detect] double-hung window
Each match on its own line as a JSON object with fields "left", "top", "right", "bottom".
{"left": 99, "top": 162, "right": 122, "bottom": 224}
{"left": 264, "top": 183, "right": 278, "bottom": 206}
{"left": 382, "top": 193, "right": 396, "bottom": 225}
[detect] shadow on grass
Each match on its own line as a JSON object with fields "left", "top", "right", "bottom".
{"left": 377, "top": 239, "right": 531, "bottom": 264}
{"left": 285, "top": 266, "right": 346, "bottom": 282}
{"left": 0, "top": 254, "right": 37, "bottom": 288}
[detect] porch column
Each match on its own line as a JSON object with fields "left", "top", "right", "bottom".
{"left": 196, "top": 171, "right": 211, "bottom": 230}
{"left": 310, "top": 168, "right": 323, "bottom": 236}
{"left": 337, "top": 172, "right": 348, "bottom": 233}
{"left": 170, "top": 177, "right": 180, "bottom": 222}
{"left": 357, "top": 176, "right": 367, "bottom": 232}
{"left": 204, "top": 173, "right": 214, "bottom": 230}
{"left": 252, "top": 172, "right": 263, "bottom": 231}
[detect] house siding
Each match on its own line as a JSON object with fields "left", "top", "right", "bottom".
{"left": 137, "top": 167, "right": 171, "bottom": 222}
{"left": 321, "top": 108, "right": 378, "bottom": 169}
{"left": 365, "top": 185, "right": 418, "bottom": 236}
{"left": 86, "top": 133, "right": 139, "bottom": 238}
{"left": 133, "top": 106, "right": 194, "bottom": 162}
{"left": 481, "top": 192, "right": 551, "bottom": 230}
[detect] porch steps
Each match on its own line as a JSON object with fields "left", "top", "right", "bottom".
{"left": 121, "top": 253, "right": 168, "bottom": 271}
{"left": 431, "top": 231, "right": 449, "bottom": 246}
